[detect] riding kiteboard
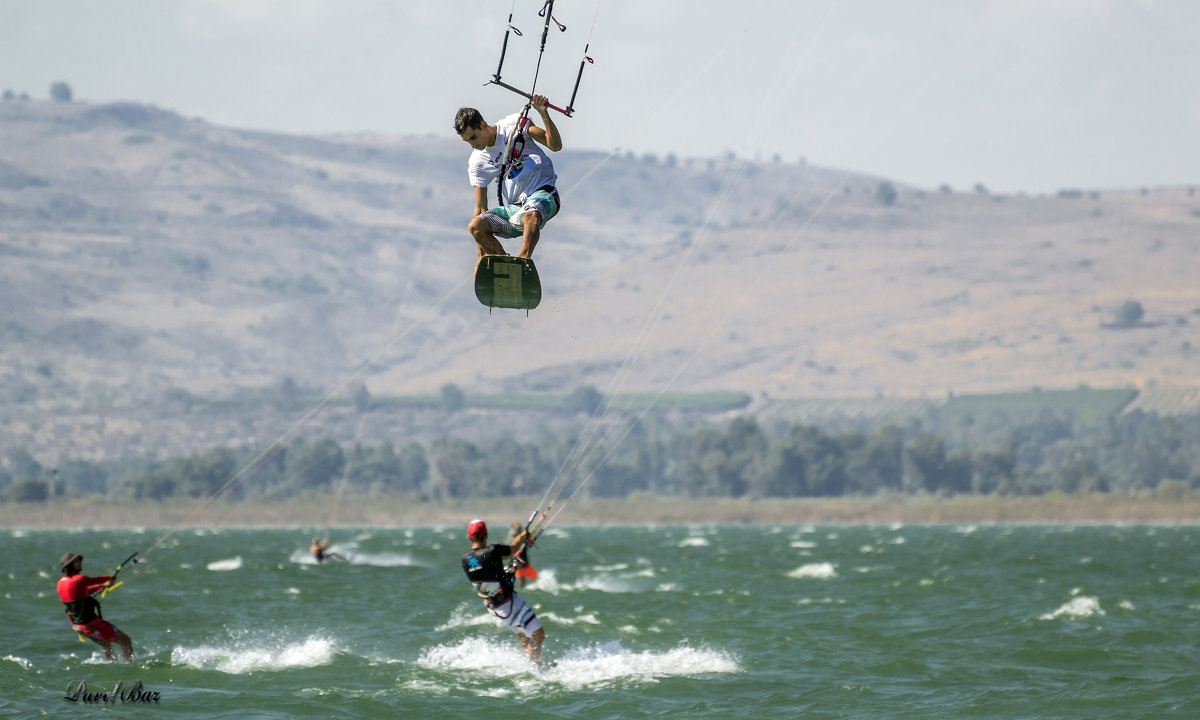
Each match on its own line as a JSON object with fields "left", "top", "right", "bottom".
{"left": 474, "top": 254, "right": 541, "bottom": 313}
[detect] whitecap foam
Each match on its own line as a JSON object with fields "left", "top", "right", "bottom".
{"left": 206, "top": 556, "right": 243, "bottom": 571}
{"left": 347, "top": 551, "right": 419, "bottom": 567}
{"left": 172, "top": 635, "right": 335, "bottom": 674}
{"left": 788, "top": 562, "right": 837, "bottom": 579}
{"left": 420, "top": 637, "right": 530, "bottom": 677}
{"left": 540, "top": 611, "right": 602, "bottom": 627}
{"left": 548, "top": 642, "right": 740, "bottom": 689}
{"left": 791, "top": 540, "right": 817, "bottom": 549}
{"left": 289, "top": 546, "right": 419, "bottom": 567}
{"left": 593, "top": 563, "right": 630, "bottom": 571}
{"left": 290, "top": 549, "right": 320, "bottom": 565}
{"left": 678, "top": 537, "right": 710, "bottom": 547}
{"left": 435, "top": 602, "right": 506, "bottom": 632}
{"left": 419, "top": 638, "right": 739, "bottom": 688}
{"left": 1040, "top": 596, "right": 1105, "bottom": 620}
{"left": 2, "top": 654, "right": 33, "bottom": 670}
{"left": 567, "top": 575, "right": 639, "bottom": 593}
{"left": 526, "top": 568, "right": 561, "bottom": 594}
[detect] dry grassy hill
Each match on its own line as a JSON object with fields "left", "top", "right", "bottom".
{"left": 2, "top": 99, "right": 1198, "bottom": 461}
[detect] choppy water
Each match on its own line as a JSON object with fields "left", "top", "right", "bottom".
{"left": 4, "top": 524, "right": 1200, "bottom": 718}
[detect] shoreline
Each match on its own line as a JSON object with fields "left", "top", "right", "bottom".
{"left": 5, "top": 493, "right": 1200, "bottom": 529}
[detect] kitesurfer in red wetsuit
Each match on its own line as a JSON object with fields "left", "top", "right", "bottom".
{"left": 56, "top": 552, "right": 134, "bottom": 662}
{"left": 505, "top": 521, "right": 539, "bottom": 588}
{"left": 461, "top": 519, "right": 546, "bottom": 667}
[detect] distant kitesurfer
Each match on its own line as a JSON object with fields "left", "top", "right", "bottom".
{"left": 505, "top": 520, "right": 539, "bottom": 588}
{"left": 461, "top": 519, "right": 546, "bottom": 667}
{"left": 310, "top": 537, "right": 343, "bottom": 564}
{"left": 56, "top": 552, "right": 134, "bottom": 662}
{"left": 454, "top": 94, "right": 562, "bottom": 262}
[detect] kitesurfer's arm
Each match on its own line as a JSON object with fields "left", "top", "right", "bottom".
{"left": 527, "top": 95, "right": 562, "bottom": 152}
{"left": 85, "top": 575, "right": 114, "bottom": 595}
{"left": 508, "top": 531, "right": 532, "bottom": 556}
{"left": 472, "top": 185, "right": 490, "bottom": 217}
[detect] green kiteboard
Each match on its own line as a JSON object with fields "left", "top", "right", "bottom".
{"left": 474, "top": 255, "right": 542, "bottom": 313}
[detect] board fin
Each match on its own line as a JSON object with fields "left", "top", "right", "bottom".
{"left": 474, "top": 255, "right": 542, "bottom": 313}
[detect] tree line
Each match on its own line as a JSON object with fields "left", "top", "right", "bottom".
{"left": 4, "top": 408, "right": 1198, "bottom": 504}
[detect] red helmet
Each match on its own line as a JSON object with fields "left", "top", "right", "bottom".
{"left": 467, "top": 519, "right": 487, "bottom": 540}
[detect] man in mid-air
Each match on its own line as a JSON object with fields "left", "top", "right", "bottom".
{"left": 454, "top": 94, "right": 563, "bottom": 261}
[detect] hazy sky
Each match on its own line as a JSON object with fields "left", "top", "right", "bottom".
{"left": 4, "top": 0, "right": 1197, "bottom": 193}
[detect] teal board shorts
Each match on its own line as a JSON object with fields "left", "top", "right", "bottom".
{"left": 481, "top": 187, "right": 560, "bottom": 239}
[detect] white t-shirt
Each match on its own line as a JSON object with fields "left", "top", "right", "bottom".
{"left": 467, "top": 112, "right": 557, "bottom": 205}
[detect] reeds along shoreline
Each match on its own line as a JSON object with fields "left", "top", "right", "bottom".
{"left": 4, "top": 493, "right": 1200, "bottom": 529}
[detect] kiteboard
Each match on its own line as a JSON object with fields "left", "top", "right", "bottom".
{"left": 474, "top": 254, "right": 541, "bottom": 313}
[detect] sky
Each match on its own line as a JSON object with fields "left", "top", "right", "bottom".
{"left": 3, "top": 0, "right": 1198, "bottom": 194}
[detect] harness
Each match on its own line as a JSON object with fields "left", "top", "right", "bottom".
{"left": 63, "top": 595, "right": 102, "bottom": 626}
{"left": 497, "top": 114, "right": 532, "bottom": 206}
{"left": 465, "top": 545, "right": 517, "bottom": 612}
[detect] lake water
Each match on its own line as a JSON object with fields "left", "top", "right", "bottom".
{"left": 4, "top": 523, "right": 1199, "bottom": 718}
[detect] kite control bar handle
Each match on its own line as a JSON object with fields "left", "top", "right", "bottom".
{"left": 488, "top": 79, "right": 574, "bottom": 117}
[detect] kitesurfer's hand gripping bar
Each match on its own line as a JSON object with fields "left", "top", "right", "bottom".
{"left": 99, "top": 551, "right": 138, "bottom": 598}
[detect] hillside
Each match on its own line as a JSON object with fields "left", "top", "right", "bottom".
{"left": 2, "top": 99, "right": 1199, "bottom": 462}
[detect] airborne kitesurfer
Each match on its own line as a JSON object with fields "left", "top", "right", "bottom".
{"left": 56, "top": 552, "right": 134, "bottom": 662}
{"left": 454, "top": 94, "right": 562, "bottom": 262}
{"left": 461, "top": 519, "right": 546, "bottom": 667}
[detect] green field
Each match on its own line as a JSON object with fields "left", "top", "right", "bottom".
{"left": 756, "top": 386, "right": 1200, "bottom": 426}
{"left": 177, "top": 386, "right": 1200, "bottom": 423}
{"left": 345, "top": 390, "right": 752, "bottom": 413}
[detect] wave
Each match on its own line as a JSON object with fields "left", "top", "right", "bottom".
{"left": 287, "top": 547, "right": 421, "bottom": 567}
{"left": 418, "top": 638, "right": 739, "bottom": 688}
{"left": 434, "top": 602, "right": 507, "bottom": 632}
{"left": 539, "top": 611, "right": 602, "bottom": 627}
{"left": 530, "top": 568, "right": 667, "bottom": 596}
{"left": 206, "top": 556, "right": 243, "bottom": 571}
{"left": 437, "top": 600, "right": 602, "bottom": 633}
{"left": 565, "top": 574, "right": 641, "bottom": 594}
{"left": 171, "top": 634, "right": 335, "bottom": 674}
{"left": 1040, "top": 595, "right": 1105, "bottom": 620}
{"left": 2, "top": 654, "right": 33, "bottom": 670}
{"left": 787, "top": 562, "right": 837, "bottom": 579}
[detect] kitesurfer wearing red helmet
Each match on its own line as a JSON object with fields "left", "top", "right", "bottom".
{"left": 461, "top": 519, "right": 546, "bottom": 667}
